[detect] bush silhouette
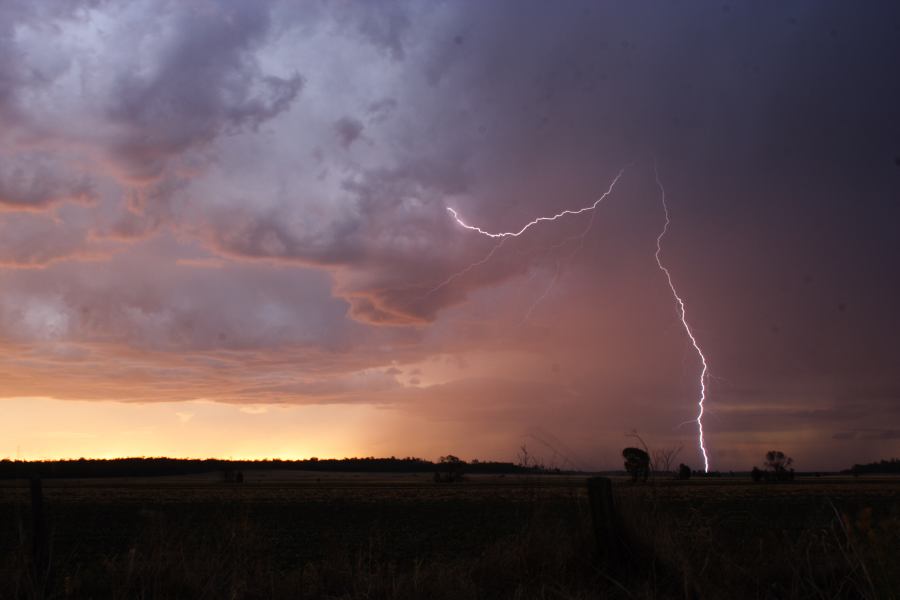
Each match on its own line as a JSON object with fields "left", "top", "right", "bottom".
{"left": 622, "top": 447, "right": 650, "bottom": 482}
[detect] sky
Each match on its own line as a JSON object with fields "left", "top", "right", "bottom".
{"left": 1, "top": 1, "right": 898, "bottom": 471}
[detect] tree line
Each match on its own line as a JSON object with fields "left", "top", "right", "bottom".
{"left": 0, "top": 456, "right": 550, "bottom": 479}
{"left": 845, "top": 458, "right": 900, "bottom": 475}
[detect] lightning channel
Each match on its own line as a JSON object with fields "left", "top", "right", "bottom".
{"left": 441, "top": 162, "right": 710, "bottom": 470}
{"left": 431, "top": 167, "right": 626, "bottom": 303}
{"left": 653, "top": 163, "right": 711, "bottom": 473}
{"left": 447, "top": 167, "right": 627, "bottom": 238}
{"left": 521, "top": 206, "right": 599, "bottom": 322}
{"left": 424, "top": 237, "right": 508, "bottom": 297}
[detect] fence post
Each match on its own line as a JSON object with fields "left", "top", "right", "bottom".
{"left": 586, "top": 476, "right": 620, "bottom": 568}
{"left": 30, "top": 476, "right": 46, "bottom": 577}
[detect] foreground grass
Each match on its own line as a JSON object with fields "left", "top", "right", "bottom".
{"left": 1, "top": 474, "right": 897, "bottom": 599}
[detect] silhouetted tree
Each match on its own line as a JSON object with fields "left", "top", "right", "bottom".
{"left": 764, "top": 451, "right": 791, "bottom": 471}
{"left": 652, "top": 446, "right": 682, "bottom": 474}
{"left": 677, "top": 463, "right": 692, "bottom": 480}
{"left": 751, "top": 466, "right": 763, "bottom": 482}
{"left": 517, "top": 445, "right": 533, "bottom": 469}
{"left": 622, "top": 447, "right": 650, "bottom": 482}
{"left": 434, "top": 454, "right": 465, "bottom": 483}
{"left": 763, "top": 450, "right": 795, "bottom": 482}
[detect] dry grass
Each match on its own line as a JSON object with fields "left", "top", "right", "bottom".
{"left": 1, "top": 474, "right": 898, "bottom": 599}
{"left": 616, "top": 479, "right": 900, "bottom": 599}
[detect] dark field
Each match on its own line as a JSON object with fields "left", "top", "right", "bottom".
{"left": 1, "top": 473, "right": 898, "bottom": 599}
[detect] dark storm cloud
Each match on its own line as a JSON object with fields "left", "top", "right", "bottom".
{"left": 0, "top": 153, "right": 95, "bottom": 210}
{"left": 0, "top": 214, "right": 93, "bottom": 267}
{"left": 0, "top": 252, "right": 353, "bottom": 352}
{"left": 191, "top": 1, "right": 900, "bottom": 329}
{"left": 331, "top": 0, "right": 411, "bottom": 61}
{"left": 333, "top": 117, "right": 365, "bottom": 148}
{"left": 105, "top": 2, "right": 303, "bottom": 182}
{"left": 96, "top": 177, "right": 189, "bottom": 241}
{"left": 0, "top": 1, "right": 106, "bottom": 120}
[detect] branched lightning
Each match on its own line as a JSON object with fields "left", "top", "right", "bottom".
{"left": 522, "top": 206, "right": 599, "bottom": 322}
{"left": 439, "top": 163, "right": 712, "bottom": 471}
{"left": 425, "top": 237, "right": 508, "bottom": 297}
{"left": 430, "top": 168, "right": 626, "bottom": 301}
{"left": 653, "top": 163, "right": 710, "bottom": 473}
{"left": 447, "top": 167, "right": 627, "bottom": 239}
{"left": 522, "top": 260, "right": 561, "bottom": 322}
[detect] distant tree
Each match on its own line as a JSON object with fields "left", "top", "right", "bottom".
{"left": 677, "top": 463, "right": 691, "bottom": 480}
{"left": 622, "top": 447, "right": 650, "bottom": 483}
{"left": 751, "top": 466, "right": 763, "bottom": 482}
{"left": 517, "top": 445, "right": 533, "bottom": 469}
{"left": 434, "top": 455, "right": 465, "bottom": 483}
{"left": 624, "top": 430, "right": 652, "bottom": 481}
{"left": 846, "top": 458, "right": 900, "bottom": 476}
{"left": 763, "top": 450, "right": 795, "bottom": 482}
{"left": 652, "top": 446, "right": 682, "bottom": 474}
{"left": 516, "top": 445, "right": 545, "bottom": 472}
{"left": 764, "top": 451, "right": 792, "bottom": 472}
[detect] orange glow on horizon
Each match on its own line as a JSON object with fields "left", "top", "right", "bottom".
{"left": 0, "top": 397, "right": 376, "bottom": 462}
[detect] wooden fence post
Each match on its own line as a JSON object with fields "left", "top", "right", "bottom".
{"left": 586, "top": 476, "right": 620, "bottom": 568}
{"left": 30, "top": 476, "right": 47, "bottom": 576}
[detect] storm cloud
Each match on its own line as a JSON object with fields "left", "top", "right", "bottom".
{"left": 0, "top": 1, "right": 898, "bottom": 469}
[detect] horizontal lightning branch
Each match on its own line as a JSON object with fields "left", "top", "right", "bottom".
{"left": 447, "top": 167, "right": 627, "bottom": 238}
{"left": 430, "top": 167, "right": 627, "bottom": 300}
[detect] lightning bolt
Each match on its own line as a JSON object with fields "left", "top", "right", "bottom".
{"left": 653, "top": 163, "right": 711, "bottom": 473}
{"left": 430, "top": 167, "right": 626, "bottom": 300}
{"left": 447, "top": 167, "right": 627, "bottom": 239}
{"left": 441, "top": 163, "right": 711, "bottom": 471}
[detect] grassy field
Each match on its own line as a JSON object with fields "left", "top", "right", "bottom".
{"left": 1, "top": 473, "right": 898, "bottom": 599}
